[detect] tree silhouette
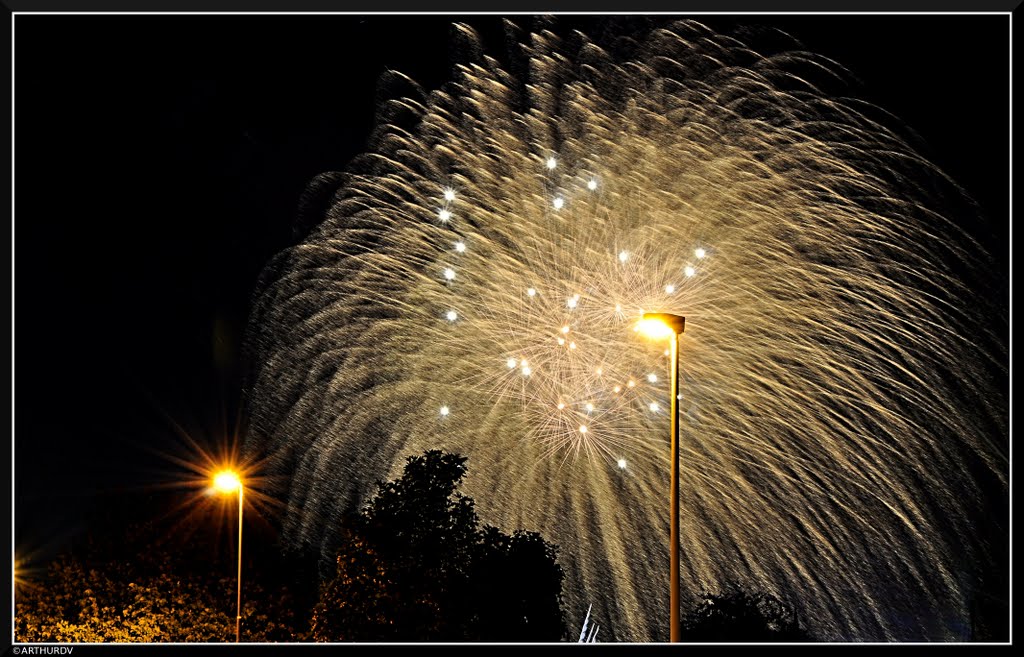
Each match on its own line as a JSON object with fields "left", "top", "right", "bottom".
{"left": 681, "top": 588, "right": 812, "bottom": 642}
{"left": 312, "top": 450, "right": 566, "bottom": 642}
{"left": 15, "top": 505, "right": 311, "bottom": 642}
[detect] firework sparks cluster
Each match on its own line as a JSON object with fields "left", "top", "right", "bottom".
{"left": 245, "top": 19, "right": 1006, "bottom": 641}
{"left": 429, "top": 161, "right": 712, "bottom": 465}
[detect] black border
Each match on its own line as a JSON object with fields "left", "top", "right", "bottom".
{"left": 4, "top": 3, "right": 1016, "bottom": 654}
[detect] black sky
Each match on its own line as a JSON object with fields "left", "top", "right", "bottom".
{"left": 13, "top": 14, "right": 1010, "bottom": 555}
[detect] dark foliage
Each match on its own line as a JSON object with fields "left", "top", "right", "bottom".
{"left": 15, "top": 494, "right": 314, "bottom": 642}
{"left": 681, "top": 588, "right": 812, "bottom": 642}
{"left": 312, "top": 450, "right": 566, "bottom": 642}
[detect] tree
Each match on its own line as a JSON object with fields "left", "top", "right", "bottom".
{"left": 470, "top": 525, "right": 566, "bottom": 640}
{"left": 15, "top": 498, "right": 312, "bottom": 642}
{"left": 681, "top": 588, "right": 812, "bottom": 642}
{"left": 17, "top": 554, "right": 244, "bottom": 642}
{"left": 312, "top": 450, "right": 566, "bottom": 642}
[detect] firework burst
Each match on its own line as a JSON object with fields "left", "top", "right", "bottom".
{"left": 244, "top": 19, "right": 1006, "bottom": 641}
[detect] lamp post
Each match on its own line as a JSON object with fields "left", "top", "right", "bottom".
{"left": 636, "top": 312, "right": 685, "bottom": 643}
{"left": 213, "top": 470, "right": 243, "bottom": 643}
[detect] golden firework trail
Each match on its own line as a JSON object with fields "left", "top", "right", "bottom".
{"left": 244, "top": 19, "right": 1007, "bottom": 641}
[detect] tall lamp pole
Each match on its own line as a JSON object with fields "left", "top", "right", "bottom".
{"left": 213, "top": 470, "right": 244, "bottom": 643}
{"left": 637, "top": 312, "right": 686, "bottom": 642}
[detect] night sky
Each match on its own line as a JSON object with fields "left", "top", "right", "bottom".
{"left": 13, "top": 13, "right": 1009, "bottom": 565}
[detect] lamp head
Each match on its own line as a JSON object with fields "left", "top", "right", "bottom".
{"left": 637, "top": 312, "right": 685, "bottom": 338}
{"left": 213, "top": 470, "right": 242, "bottom": 493}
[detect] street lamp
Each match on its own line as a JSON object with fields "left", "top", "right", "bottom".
{"left": 636, "top": 312, "right": 685, "bottom": 643}
{"left": 213, "top": 470, "right": 243, "bottom": 643}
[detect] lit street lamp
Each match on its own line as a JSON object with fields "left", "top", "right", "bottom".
{"left": 636, "top": 312, "right": 686, "bottom": 643}
{"left": 213, "top": 470, "right": 244, "bottom": 643}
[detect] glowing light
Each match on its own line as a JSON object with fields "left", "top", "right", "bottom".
{"left": 595, "top": 367, "right": 603, "bottom": 376}
{"left": 586, "top": 402, "right": 595, "bottom": 413}
{"left": 443, "top": 188, "right": 456, "bottom": 202}
{"left": 561, "top": 325, "right": 571, "bottom": 334}
{"left": 444, "top": 267, "right": 456, "bottom": 281}
{"left": 567, "top": 297, "right": 578, "bottom": 309}
{"left": 627, "top": 380, "right": 636, "bottom": 388}
{"left": 439, "top": 209, "right": 452, "bottom": 222}
{"left": 522, "top": 365, "right": 532, "bottom": 376}
{"left": 637, "top": 318, "right": 676, "bottom": 339}
{"left": 618, "top": 250, "right": 629, "bottom": 263}
{"left": 578, "top": 425, "right": 588, "bottom": 434}
{"left": 546, "top": 156, "right": 557, "bottom": 170}
{"left": 553, "top": 197, "right": 565, "bottom": 210}
{"left": 557, "top": 337, "right": 566, "bottom": 345}
{"left": 617, "top": 458, "right": 627, "bottom": 469}
{"left": 685, "top": 266, "right": 696, "bottom": 277}
{"left": 569, "top": 342, "right": 577, "bottom": 350}
{"left": 507, "top": 357, "right": 518, "bottom": 369}
{"left": 615, "top": 304, "right": 623, "bottom": 313}
{"left": 439, "top": 405, "right": 450, "bottom": 417}
{"left": 665, "top": 284, "right": 675, "bottom": 294}
{"left": 557, "top": 402, "right": 566, "bottom": 410}
{"left": 649, "top": 402, "right": 660, "bottom": 412}
{"left": 614, "top": 386, "right": 622, "bottom": 393}
{"left": 446, "top": 310, "right": 458, "bottom": 322}
{"left": 647, "top": 373, "right": 658, "bottom": 383}
{"left": 695, "top": 247, "right": 706, "bottom": 259}
{"left": 213, "top": 470, "right": 241, "bottom": 493}
{"left": 527, "top": 287, "right": 537, "bottom": 297}
{"left": 588, "top": 179, "right": 598, "bottom": 190}
{"left": 454, "top": 241, "right": 466, "bottom": 253}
